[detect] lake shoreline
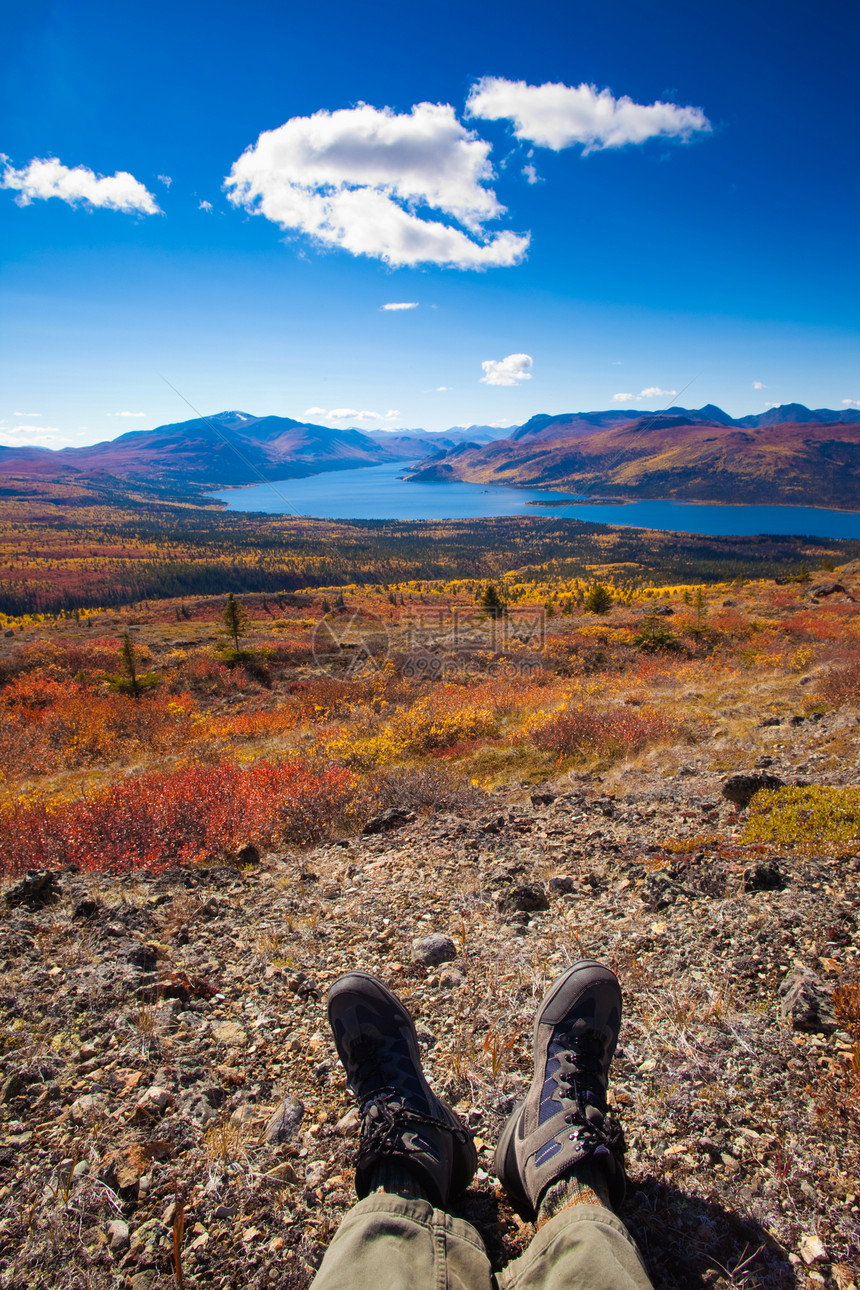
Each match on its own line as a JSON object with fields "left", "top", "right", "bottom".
{"left": 212, "top": 464, "right": 860, "bottom": 516}
{"left": 208, "top": 461, "right": 860, "bottom": 539}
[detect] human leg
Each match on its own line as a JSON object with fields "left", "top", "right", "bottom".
{"left": 310, "top": 1193, "right": 493, "bottom": 1290}
{"left": 495, "top": 960, "right": 655, "bottom": 1290}
{"left": 311, "top": 971, "right": 485, "bottom": 1290}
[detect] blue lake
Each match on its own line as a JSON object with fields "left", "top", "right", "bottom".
{"left": 210, "top": 461, "right": 860, "bottom": 540}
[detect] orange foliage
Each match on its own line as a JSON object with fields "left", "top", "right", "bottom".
{"left": 0, "top": 680, "right": 195, "bottom": 777}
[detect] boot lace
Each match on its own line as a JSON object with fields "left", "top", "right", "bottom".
{"left": 357, "top": 1093, "right": 471, "bottom": 1167}
{"left": 556, "top": 1028, "right": 625, "bottom": 1156}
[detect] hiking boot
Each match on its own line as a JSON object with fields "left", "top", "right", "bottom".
{"left": 327, "top": 971, "right": 476, "bottom": 1206}
{"left": 495, "top": 960, "right": 626, "bottom": 1215}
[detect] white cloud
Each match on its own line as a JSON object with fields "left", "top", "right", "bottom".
{"left": 522, "top": 163, "right": 541, "bottom": 184}
{"left": 436, "top": 386, "right": 451, "bottom": 392}
{"left": 842, "top": 398, "right": 860, "bottom": 408}
{"left": 612, "top": 386, "right": 677, "bottom": 403}
{"left": 304, "top": 407, "right": 401, "bottom": 424}
{"left": 199, "top": 200, "right": 213, "bottom": 212}
{"left": 0, "top": 156, "right": 160, "bottom": 213}
{"left": 381, "top": 301, "right": 419, "bottom": 311}
{"left": 466, "top": 77, "right": 711, "bottom": 154}
{"left": 0, "top": 425, "right": 72, "bottom": 448}
{"left": 480, "top": 353, "right": 533, "bottom": 386}
{"left": 753, "top": 381, "right": 767, "bottom": 390}
{"left": 225, "top": 102, "right": 529, "bottom": 269}
{"left": 107, "top": 411, "right": 146, "bottom": 418}
{"left": 158, "top": 174, "right": 172, "bottom": 188}
{"left": 13, "top": 411, "right": 40, "bottom": 416}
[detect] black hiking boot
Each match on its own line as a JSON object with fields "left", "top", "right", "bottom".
{"left": 495, "top": 960, "right": 626, "bottom": 1216}
{"left": 327, "top": 971, "right": 476, "bottom": 1207}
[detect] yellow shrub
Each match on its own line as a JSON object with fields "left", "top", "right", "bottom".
{"left": 742, "top": 786, "right": 860, "bottom": 856}
{"left": 322, "top": 729, "right": 407, "bottom": 770}
{"left": 396, "top": 696, "right": 500, "bottom": 751}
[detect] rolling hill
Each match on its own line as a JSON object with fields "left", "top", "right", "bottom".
{"left": 0, "top": 413, "right": 509, "bottom": 497}
{"left": 406, "top": 405, "right": 860, "bottom": 510}
{"left": 1, "top": 405, "right": 858, "bottom": 509}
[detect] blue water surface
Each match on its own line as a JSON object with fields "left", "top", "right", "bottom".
{"left": 209, "top": 461, "right": 860, "bottom": 540}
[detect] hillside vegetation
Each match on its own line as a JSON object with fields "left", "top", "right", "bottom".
{"left": 408, "top": 418, "right": 860, "bottom": 509}
{"left": 1, "top": 486, "right": 858, "bottom": 617}
{"left": 0, "top": 542, "right": 858, "bottom": 1289}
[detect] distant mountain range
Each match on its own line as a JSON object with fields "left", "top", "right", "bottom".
{"left": 1, "top": 405, "right": 858, "bottom": 509}
{"left": 407, "top": 405, "right": 860, "bottom": 509}
{"left": 0, "top": 412, "right": 506, "bottom": 491}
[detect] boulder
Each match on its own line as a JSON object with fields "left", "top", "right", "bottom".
{"left": 412, "top": 933, "right": 457, "bottom": 967}
{"left": 4, "top": 870, "right": 61, "bottom": 908}
{"left": 778, "top": 971, "right": 837, "bottom": 1034}
{"left": 362, "top": 808, "right": 414, "bottom": 835}
{"left": 264, "top": 1095, "right": 304, "bottom": 1144}
{"left": 721, "top": 773, "right": 784, "bottom": 809}
{"left": 497, "top": 883, "right": 549, "bottom": 914}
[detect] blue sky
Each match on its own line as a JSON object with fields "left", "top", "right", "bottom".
{"left": 1, "top": 0, "right": 858, "bottom": 448}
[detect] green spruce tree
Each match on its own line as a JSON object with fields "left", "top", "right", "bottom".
{"left": 222, "top": 592, "right": 249, "bottom": 649}
{"left": 583, "top": 583, "right": 613, "bottom": 614}
{"left": 480, "top": 583, "right": 506, "bottom": 619}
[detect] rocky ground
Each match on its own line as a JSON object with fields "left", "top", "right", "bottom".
{"left": 0, "top": 737, "right": 857, "bottom": 1290}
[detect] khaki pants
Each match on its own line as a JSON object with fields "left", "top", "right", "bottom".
{"left": 310, "top": 1193, "right": 655, "bottom": 1290}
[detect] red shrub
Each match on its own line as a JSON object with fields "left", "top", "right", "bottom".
{"left": 529, "top": 705, "right": 680, "bottom": 759}
{"left": 0, "top": 757, "right": 362, "bottom": 876}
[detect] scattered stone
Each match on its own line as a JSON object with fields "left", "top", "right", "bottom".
{"left": 721, "top": 773, "right": 785, "bottom": 809}
{"left": 411, "top": 933, "right": 457, "bottom": 966}
{"left": 335, "top": 1107, "right": 360, "bottom": 1136}
{"left": 211, "top": 1021, "right": 248, "bottom": 1047}
{"left": 547, "top": 875, "right": 575, "bottom": 895}
{"left": 497, "top": 883, "right": 549, "bottom": 914}
{"left": 264, "top": 1096, "right": 304, "bottom": 1144}
{"left": 778, "top": 971, "right": 837, "bottom": 1034}
{"left": 800, "top": 1234, "right": 828, "bottom": 1265}
{"left": 362, "top": 808, "right": 414, "bottom": 835}
{"left": 743, "top": 862, "right": 787, "bottom": 892}
{"left": 107, "top": 1219, "right": 130, "bottom": 1253}
{"left": 4, "top": 870, "right": 61, "bottom": 908}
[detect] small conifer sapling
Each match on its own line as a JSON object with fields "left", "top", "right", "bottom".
{"left": 222, "top": 593, "right": 249, "bottom": 649}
